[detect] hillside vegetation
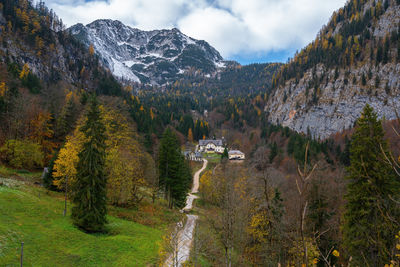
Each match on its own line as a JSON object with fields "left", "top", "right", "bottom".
{"left": 0, "top": 180, "right": 163, "bottom": 266}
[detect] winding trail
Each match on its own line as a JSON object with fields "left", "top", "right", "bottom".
{"left": 164, "top": 159, "right": 208, "bottom": 267}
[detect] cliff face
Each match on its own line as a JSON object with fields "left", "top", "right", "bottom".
{"left": 266, "top": 0, "right": 400, "bottom": 139}
{"left": 267, "top": 62, "right": 400, "bottom": 139}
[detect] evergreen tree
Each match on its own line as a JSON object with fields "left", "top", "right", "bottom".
{"left": 340, "top": 136, "right": 351, "bottom": 166}
{"left": 221, "top": 147, "right": 229, "bottom": 160}
{"left": 57, "top": 98, "right": 76, "bottom": 137}
{"left": 269, "top": 142, "right": 278, "bottom": 163}
{"left": 361, "top": 73, "right": 367, "bottom": 86}
{"left": 43, "top": 148, "right": 60, "bottom": 190}
{"left": 343, "top": 104, "right": 400, "bottom": 265}
{"left": 158, "top": 128, "right": 191, "bottom": 208}
{"left": 71, "top": 95, "right": 107, "bottom": 232}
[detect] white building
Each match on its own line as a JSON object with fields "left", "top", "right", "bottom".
{"left": 198, "top": 139, "right": 225, "bottom": 153}
{"left": 228, "top": 150, "right": 245, "bottom": 160}
{"left": 184, "top": 151, "right": 203, "bottom": 161}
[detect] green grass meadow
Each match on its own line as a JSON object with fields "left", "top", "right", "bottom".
{"left": 0, "top": 183, "right": 163, "bottom": 267}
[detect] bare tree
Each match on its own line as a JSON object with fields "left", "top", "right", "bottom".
{"left": 163, "top": 220, "right": 193, "bottom": 267}
{"left": 295, "top": 142, "right": 317, "bottom": 266}
{"left": 207, "top": 163, "right": 244, "bottom": 267}
{"left": 380, "top": 111, "right": 400, "bottom": 178}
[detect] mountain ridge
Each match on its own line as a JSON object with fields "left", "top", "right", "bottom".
{"left": 68, "top": 19, "right": 227, "bottom": 85}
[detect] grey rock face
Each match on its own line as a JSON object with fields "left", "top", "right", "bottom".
{"left": 68, "top": 19, "right": 226, "bottom": 85}
{"left": 265, "top": 1, "right": 400, "bottom": 139}
{"left": 266, "top": 63, "right": 400, "bottom": 139}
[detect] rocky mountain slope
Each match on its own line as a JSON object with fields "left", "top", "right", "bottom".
{"left": 266, "top": 0, "right": 400, "bottom": 139}
{"left": 68, "top": 20, "right": 226, "bottom": 85}
{"left": 0, "top": 1, "right": 122, "bottom": 95}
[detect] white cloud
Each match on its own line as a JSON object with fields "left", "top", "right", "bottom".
{"left": 44, "top": 0, "right": 347, "bottom": 59}
{"left": 178, "top": 7, "right": 251, "bottom": 56}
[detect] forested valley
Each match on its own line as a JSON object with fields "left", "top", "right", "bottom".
{"left": 0, "top": 0, "right": 400, "bottom": 266}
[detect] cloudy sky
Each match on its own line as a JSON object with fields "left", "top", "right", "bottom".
{"left": 43, "top": 0, "right": 347, "bottom": 64}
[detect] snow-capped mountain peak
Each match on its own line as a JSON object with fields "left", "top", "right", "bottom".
{"left": 68, "top": 19, "right": 226, "bottom": 85}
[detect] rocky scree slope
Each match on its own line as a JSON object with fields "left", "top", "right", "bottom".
{"left": 68, "top": 20, "right": 226, "bottom": 85}
{"left": 266, "top": 0, "right": 400, "bottom": 139}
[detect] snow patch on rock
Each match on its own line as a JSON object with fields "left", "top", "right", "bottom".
{"left": 69, "top": 19, "right": 227, "bottom": 85}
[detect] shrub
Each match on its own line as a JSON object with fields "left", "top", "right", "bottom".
{"left": 0, "top": 139, "right": 44, "bottom": 169}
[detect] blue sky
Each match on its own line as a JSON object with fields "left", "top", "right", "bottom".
{"left": 43, "top": 0, "right": 347, "bottom": 65}
{"left": 231, "top": 49, "right": 298, "bottom": 64}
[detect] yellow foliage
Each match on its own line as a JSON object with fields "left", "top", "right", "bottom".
{"left": 53, "top": 104, "right": 151, "bottom": 205}
{"left": 322, "top": 39, "right": 329, "bottom": 50}
{"left": 35, "top": 36, "right": 44, "bottom": 57}
{"left": 28, "top": 111, "right": 55, "bottom": 159}
{"left": 80, "top": 66, "right": 85, "bottom": 77}
{"left": 65, "top": 91, "right": 74, "bottom": 102}
{"left": 332, "top": 249, "right": 340, "bottom": 257}
{"left": 15, "top": 8, "right": 29, "bottom": 29}
{"left": 49, "top": 43, "right": 55, "bottom": 52}
{"left": 248, "top": 209, "right": 270, "bottom": 243}
{"left": 335, "top": 34, "right": 343, "bottom": 49}
{"left": 0, "top": 82, "right": 7, "bottom": 97}
{"left": 0, "top": 139, "right": 44, "bottom": 169}
{"left": 106, "top": 145, "right": 146, "bottom": 205}
{"left": 199, "top": 170, "right": 215, "bottom": 202}
{"left": 53, "top": 129, "right": 84, "bottom": 190}
{"left": 395, "top": 232, "right": 400, "bottom": 260}
{"left": 288, "top": 238, "right": 319, "bottom": 266}
{"left": 124, "top": 85, "right": 133, "bottom": 92}
{"left": 187, "top": 128, "right": 193, "bottom": 142}
{"left": 89, "top": 44, "right": 95, "bottom": 56}
{"left": 32, "top": 20, "right": 41, "bottom": 34}
{"left": 19, "top": 64, "right": 30, "bottom": 79}
{"left": 158, "top": 233, "right": 171, "bottom": 265}
{"left": 150, "top": 108, "right": 155, "bottom": 120}
{"left": 35, "top": 36, "right": 44, "bottom": 50}
{"left": 234, "top": 175, "right": 248, "bottom": 199}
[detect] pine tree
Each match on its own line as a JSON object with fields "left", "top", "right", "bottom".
{"left": 43, "top": 148, "right": 60, "bottom": 190}
{"left": 269, "top": 142, "right": 278, "bottom": 163}
{"left": 71, "top": 95, "right": 107, "bottom": 232}
{"left": 159, "top": 128, "right": 190, "bottom": 208}
{"left": 221, "top": 147, "right": 229, "bottom": 160}
{"left": 340, "top": 135, "right": 351, "bottom": 166}
{"left": 343, "top": 104, "right": 400, "bottom": 265}
{"left": 57, "top": 97, "right": 76, "bottom": 137}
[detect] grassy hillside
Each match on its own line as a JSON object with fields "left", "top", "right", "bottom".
{"left": 0, "top": 179, "right": 164, "bottom": 267}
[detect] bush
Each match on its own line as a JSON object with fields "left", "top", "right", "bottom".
{"left": 0, "top": 139, "right": 44, "bottom": 169}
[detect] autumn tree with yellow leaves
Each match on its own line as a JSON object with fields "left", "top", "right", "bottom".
{"left": 53, "top": 100, "right": 155, "bottom": 206}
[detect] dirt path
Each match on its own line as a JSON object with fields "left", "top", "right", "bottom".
{"left": 164, "top": 159, "right": 208, "bottom": 267}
